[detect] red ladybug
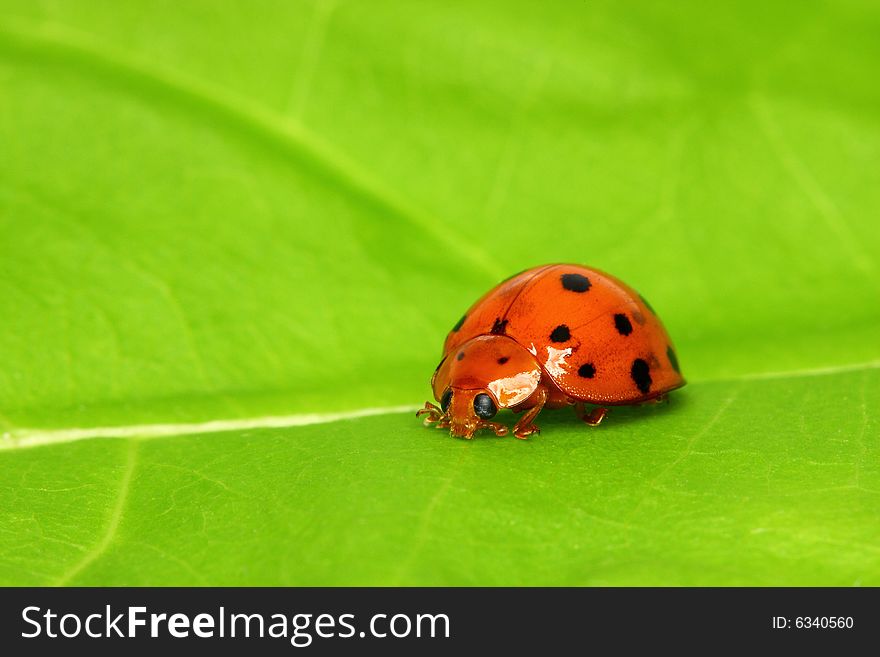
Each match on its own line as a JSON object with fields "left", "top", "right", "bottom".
{"left": 417, "top": 264, "right": 685, "bottom": 439}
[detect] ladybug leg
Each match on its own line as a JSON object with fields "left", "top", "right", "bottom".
{"left": 476, "top": 420, "right": 509, "bottom": 437}
{"left": 416, "top": 401, "right": 446, "bottom": 427}
{"left": 574, "top": 402, "right": 608, "bottom": 426}
{"left": 584, "top": 407, "right": 607, "bottom": 426}
{"left": 513, "top": 387, "right": 548, "bottom": 439}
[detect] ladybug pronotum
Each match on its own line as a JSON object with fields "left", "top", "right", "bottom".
{"left": 417, "top": 264, "right": 685, "bottom": 439}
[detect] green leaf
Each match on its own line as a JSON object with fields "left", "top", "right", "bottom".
{"left": 3, "top": 368, "right": 879, "bottom": 586}
{"left": 1, "top": 1, "right": 879, "bottom": 585}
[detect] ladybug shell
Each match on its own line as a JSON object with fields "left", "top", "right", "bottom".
{"left": 438, "top": 264, "right": 685, "bottom": 405}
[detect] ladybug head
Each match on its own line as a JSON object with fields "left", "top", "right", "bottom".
{"left": 432, "top": 335, "right": 542, "bottom": 439}
{"left": 441, "top": 388, "right": 505, "bottom": 438}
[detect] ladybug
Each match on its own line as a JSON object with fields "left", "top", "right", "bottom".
{"left": 417, "top": 264, "right": 685, "bottom": 439}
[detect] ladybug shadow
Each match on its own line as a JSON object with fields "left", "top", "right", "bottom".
{"left": 528, "top": 391, "right": 693, "bottom": 434}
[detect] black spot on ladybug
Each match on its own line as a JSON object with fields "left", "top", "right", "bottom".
{"left": 550, "top": 324, "right": 571, "bottom": 343}
{"left": 631, "top": 358, "right": 652, "bottom": 394}
{"left": 614, "top": 313, "right": 633, "bottom": 336}
{"left": 578, "top": 363, "right": 595, "bottom": 378}
{"left": 452, "top": 315, "right": 466, "bottom": 332}
{"left": 561, "top": 273, "right": 591, "bottom": 293}
{"left": 456, "top": 351, "right": 465, "bottom": 361}
{"left": 667, "top": 345, "right": 680, "bottom": 373}
{"left": 491, "top": 318, "right": 508, "bottom": 335}
{"left": 440, "top": 389, "right": 452, "bottom": 412}
{"left": 639, "top": 294, "right": 655, "bottom": 314}
{"left": 497, "top": 357, "right": 509, "bottom": 365}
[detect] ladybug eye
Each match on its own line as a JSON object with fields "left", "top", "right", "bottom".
{"left": 440, "top": 389, "right": 453, "bottom": 413}
{"left": 473, "top": 393, "right": 496, "bottom": 419}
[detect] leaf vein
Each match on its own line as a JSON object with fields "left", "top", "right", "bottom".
{"left": 0, "top": 17, "right": 502, "bottom": 280}
{"left": 749, "top": 93, "right": 875, "bottom": 276}
{"left": 53, "top": 440, "right": 139, "bottom": 586}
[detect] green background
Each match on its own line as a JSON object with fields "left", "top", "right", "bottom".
{"left": 1, "top": 1, "right": 878, "bottom": 585}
